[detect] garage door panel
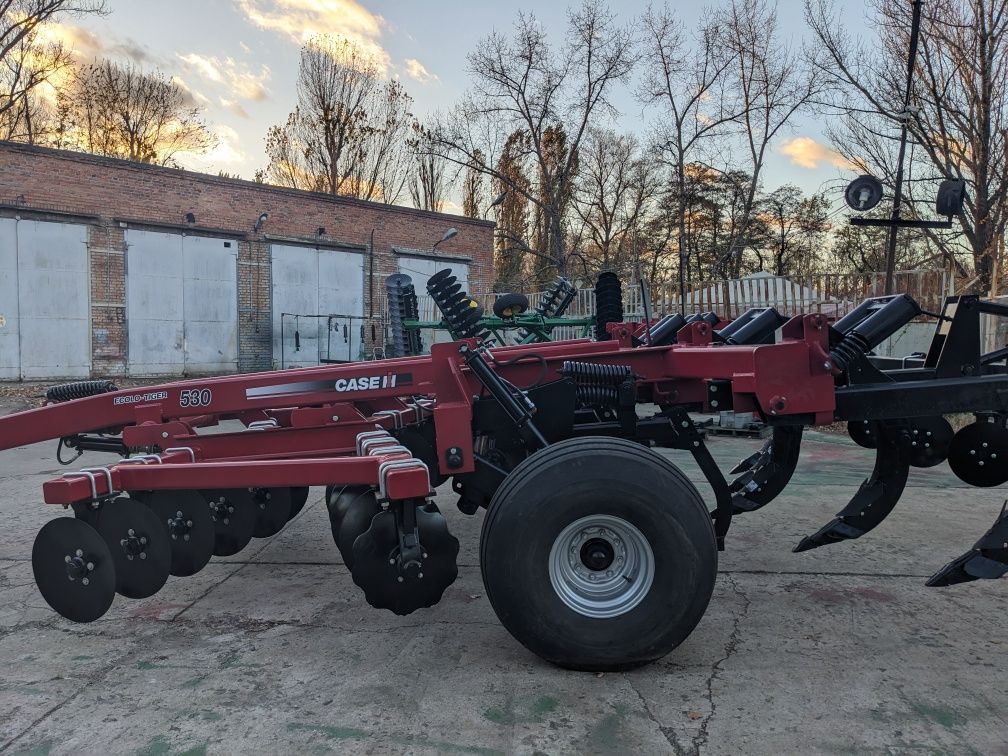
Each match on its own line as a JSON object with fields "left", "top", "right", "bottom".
{"left": 16, "top": 221, "right": 89, "bottom": 379}
{"left": 126, "top": 231, "right": 237, "bottom": 376}
{"left": 0, "top": 219, "right": 20, "bottom": 379}
{"left": 127, "top": 230, "right": 184, "bottom": 375}
{"left": 272, "top": 244, "right": 365, "bottom": 368}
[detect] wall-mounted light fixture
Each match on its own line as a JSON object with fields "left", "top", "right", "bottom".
{"left": 432, "top": 227, "right": 458, "bottom": 250}
{"left": 317, "top": 226, "right": 326, "bottom": 237}
{"left": 184, "top": 212, "right": 196, "bottom": 224}
{"left": 254, "top": 212, "right": 269, "bottom": 233}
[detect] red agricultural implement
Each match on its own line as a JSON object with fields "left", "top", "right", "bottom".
{"left": 3, "top": 270, "right": 1007, "bottom": 671}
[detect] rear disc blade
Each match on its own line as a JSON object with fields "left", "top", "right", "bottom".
{"left": 847, "top": 420, "right": 879, "bottom": 449}
{"left": 948, "top": 422, "right": 1008, "bottom": 487}
{"left": 94, "top": 497, "right": 171, "bottom": 599}
{"left": 33, "top": 518, "right": 116, "bottom": 623}
{"left": 203, "top": 488, "right": 257, "bottom": 556}
{"left": 288, "top": 487, "right": 310, "bottom": 521}
{"left": 907, "top": 416, "right": 954, "bottom": 468}
{"left": 146, "top": 490, "right": 215, "bottom": 577}
{"left": 251, "top": 487, "right": 291, "bottom": 537}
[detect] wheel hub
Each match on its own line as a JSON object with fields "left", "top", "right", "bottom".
{"left": 549, "top": 514, "right": 655, "bottom": 619}
{"left": 167, "top": 510, "right": 192, "bottom": 541}
{"left": 580, "top": 538, "right": 615, "bottom": 571}
{"left": 64, "top": 550, "right": 93, "bottom": 583}
{"left": 119, "top": 528, "right": 148, "bottom": 560}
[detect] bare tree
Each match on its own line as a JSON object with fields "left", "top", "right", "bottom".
{"left": 263, "top": 35, "right": 414, "bottom": 203}
{"left": 431, "top": 1, "right": 635, "bottom": 277}
{"left": 572, "top": 128, "right": 658, "bottom": 277}
{"left": 461, "top": 150, "right": 484, "bottom": 218}
{"left": 639, "top": 4, "right": 744, "bottom": 296}
{"left": 806, "top": 0, "right": 1008, "bottom": 292}
{"left": 718, "top": 0, "right": 821, "bottom": 277}
{"left": 409, "top": 122, "right": 450, "bottom": 212}
{"left": 54, "top": 58, "right": 215, "bottom": 165}
{"left": 0, "top": 0, "right": 107, "bottom": 140}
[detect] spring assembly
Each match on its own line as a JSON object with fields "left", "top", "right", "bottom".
{"left": 561, "top": 362, "right": 634, "bottom": 406}
{"left": 574, "top": 384, "right": 621, "bottom": 405}
{"left": 427, "top": 269, "right": 489, "bottom": 342}
{"left": 45, "top": 380, "right": 119, "bottom": 403}
{"left": 560, "top": 361, "right": 633, "bottom": 385}
{"left": 594, "top": 272, "right": 624, "bottom": 341}
{"left": 829, "top": 294, "right": 922, "bottom": 372}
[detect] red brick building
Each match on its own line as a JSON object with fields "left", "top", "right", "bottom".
{"left": 0, "top": 142, "right": 494, "bottom": 379}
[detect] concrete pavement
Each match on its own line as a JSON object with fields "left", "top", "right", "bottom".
{"left": 1, "top": 421, "right": 1006, "bottom": 754}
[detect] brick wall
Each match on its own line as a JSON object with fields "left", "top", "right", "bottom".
{"left": 0, "top": 142, "right": 495, "bottom": 376}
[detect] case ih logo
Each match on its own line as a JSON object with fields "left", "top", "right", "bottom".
{"left": 334, "top": 373, "right": 411, "bottom": 392}
{"left": 245, "top": 373, "right": 412, "bottom": 400}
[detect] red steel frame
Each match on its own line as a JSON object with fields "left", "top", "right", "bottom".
{"left": 0, "top": 314, "right": 837, "bottom": 508}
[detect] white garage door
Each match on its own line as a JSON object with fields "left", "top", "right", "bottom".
{"left": 271, "top": 244, "right": 365, "bottom": 368}
{"left": 126, "top": 230, "right": 238, "bottom": 376}
{"left": 0, "top": 219, "right": 90, "bottom": 379}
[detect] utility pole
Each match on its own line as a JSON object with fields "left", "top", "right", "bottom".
{"left": 883, "top": 0, "right": 924, "bottom": 295}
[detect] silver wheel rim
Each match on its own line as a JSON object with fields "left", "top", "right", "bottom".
{"left": 548, "top": 514, "right": 655, "bottom": 619}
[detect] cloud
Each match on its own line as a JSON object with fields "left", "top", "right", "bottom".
{"left": 220, "top": 97, "right": 250, "bottom": 119}
{"left": 404, "top": 58, "right": 438, "bottom": 84}
{"left": 177, "top": 53, "right": 271, "bottom": 101}
{"left": 171, "top": 76, "right": 211, "bottom": 108}
{"left": 37, "top": 22, "right": 158, "bottom": 66}
{"left": 780, "top": 137, "right": 854, "bottom": 170}
{"left": 235, "top": 0, "right": 389, "bottom": 69}
{"left": 178, "top": 124, "right": 248, "bottom": 172}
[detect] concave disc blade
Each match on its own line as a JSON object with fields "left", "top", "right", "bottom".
{"left": 948, "top": 422, "right": 1008, "bottom": 487}
{"left": 907, "top": 416, "right": 954, "bottom": 468}
{"left": 251, "top": 487, "right": 292, "bottom": 538}
{"left": 94, "top": 497, "right": 171, "bottom": 599}
{"left": 33, "top": 518, "right": 116, "bottom": 623}
{"left": 203, "top": 488, "right": 257, "bottom": 557}
{"left": 288, "top": 487, "right": 310, "bottom": 521}
{"left": 847, "top": 420, "right": 878, "bottom": 449}
{"left": 146, "top": 490, "right": 215, "bottom": 577}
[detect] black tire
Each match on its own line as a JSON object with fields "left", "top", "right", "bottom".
{"left": 493, "top": 293, "right": 530, "bottom": 319}
{"left": 480, "top": 436, "right": 717, "bottom": 671}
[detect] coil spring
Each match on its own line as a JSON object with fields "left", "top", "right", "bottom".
{"left": 575, "top": 385, "right": 620, "bottom": 405}
{"left": 828, "top": 332, "right": 872, "bottom": 372}
{"left": 560, "top": 361, "right": 632, "bottom": 386}
{"left": 46, "top": 380, "right": 119, "bottom": 403}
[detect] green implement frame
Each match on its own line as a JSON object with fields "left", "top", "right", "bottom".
{"left": 406, "top": 313, "right": 595, "bottom": 345}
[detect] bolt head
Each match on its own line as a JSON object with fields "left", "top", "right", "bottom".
{"left": 82, "top": 577, "right": 89, "bottom": 586}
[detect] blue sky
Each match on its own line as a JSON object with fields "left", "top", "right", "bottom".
{"left": 49, "top": 0, "right": 874, "bottom": 201}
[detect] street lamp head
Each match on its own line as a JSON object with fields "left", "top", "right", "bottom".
{"left": 490, "top": 190, "right": 508, "bottom": 208}
{"left": 433, "top": 227, "right": 458, "bottom": 250}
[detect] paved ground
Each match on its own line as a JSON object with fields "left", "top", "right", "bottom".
{"left": 1, "top": 407, "right": 1006, "bottom": 754}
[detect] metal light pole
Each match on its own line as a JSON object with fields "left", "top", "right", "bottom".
{"left": 883, "top": 0, "right": 925, "bottom": 295}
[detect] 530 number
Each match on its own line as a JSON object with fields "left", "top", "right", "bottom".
{"left": 179, "top": 388, "right": 212, "bottom": 408}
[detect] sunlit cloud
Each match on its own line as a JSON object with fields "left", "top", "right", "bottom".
{"left": 178, "top": 124, "right": 248, "bottom": 172}
{"left": 177, "top": 53, "right": 271, "bottom": 101}
{"left": 171, "top": 76, "right": 212, "bottom": 108}
{"left": 220, "top": 97, "right": 250, "bottom": 119}
{"left": 234, "top": 0, "right": 389, "bottom": 70}
{"left": 404, "top": 58, "right": 438, "bottom": 84}
{"left": 780, "top": 136, "right": 855, "bottom": 170}
{"left": 36, "top": 21, "right": 158, "bottom": 66}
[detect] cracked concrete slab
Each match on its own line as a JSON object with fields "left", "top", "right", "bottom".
{"left": 0, "top": 423, "right": 1006, "bottom": 754}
